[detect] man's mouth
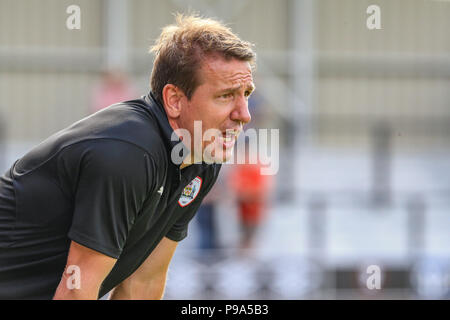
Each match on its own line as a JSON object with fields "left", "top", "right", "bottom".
{"left": 220, "top": 129, "right": 241, "bottom": 148}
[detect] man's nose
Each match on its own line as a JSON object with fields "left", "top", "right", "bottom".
{"left": 231, "top": 95, "right": 251, "bottom": 124}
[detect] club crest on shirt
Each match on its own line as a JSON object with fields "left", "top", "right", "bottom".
{"left": 178, "top": 176, "right": 202, "bottom": 207}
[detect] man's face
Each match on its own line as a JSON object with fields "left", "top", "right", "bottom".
{"left": 178, "top": 56, "right": 255, "bottom": 163}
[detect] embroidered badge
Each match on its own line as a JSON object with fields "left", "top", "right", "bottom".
{"left": 178, "top": 176, "right": 202, "bottom": 207}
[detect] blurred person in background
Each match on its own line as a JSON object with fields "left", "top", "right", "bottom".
{"left": 0, "top": 13, "right": 256, "bottom": 300}
{"left": 228, "top": 149, "right": 274, "bottom": 253}
{"left": 195, "top": 175, "right": 223, "bottom": 253}
{"left": 91, "top": 69, "right": 137, "bottom": 113}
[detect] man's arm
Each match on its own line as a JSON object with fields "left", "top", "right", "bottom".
{"left": 109, "top": 237, "right": 178, "bottom": 300}
{"left": 53, "top": 241, "right": 117, "bottom": 300}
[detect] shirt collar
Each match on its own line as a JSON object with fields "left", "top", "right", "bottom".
{"left": 143, "top": 92, "right": 190, "bottom": 165}
{"left": 144, "top": 92, "right": 206, "bottom": 171}
{"left": 143, "top": 92, "right": 217, "bottom": 183}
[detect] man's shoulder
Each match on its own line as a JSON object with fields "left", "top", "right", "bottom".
{"left": 14, "top": 98, "right": 169, "bottom": 176}
{"left": 85, "top": 99, "right": 167, "bottom": 155}
{"left": 64, "top": 98, "right": 168, "bottom": 164}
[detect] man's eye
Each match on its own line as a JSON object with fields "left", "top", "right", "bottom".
{"left": 244, "top": 90, "right": 251, "bottom": 97}
{"left": 220, "top": 93, "right": 233, "bottom": 99}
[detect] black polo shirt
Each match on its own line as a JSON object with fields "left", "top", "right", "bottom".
{"left": 0, "top": 92, "right": 221, "bottom": 299}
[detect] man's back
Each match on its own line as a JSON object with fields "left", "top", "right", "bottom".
{"left": 0, "top": 95, "right": 221, "bottom": 299}
{"left": 2, "top": 93, "right": 219, "bottom": 299}
{"left": 0, "top": 98, "right": 163, "bottom": 298}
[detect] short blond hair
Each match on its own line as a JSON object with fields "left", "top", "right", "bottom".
{"left": 150, "top": 13, "right": 256, "bottom": 103}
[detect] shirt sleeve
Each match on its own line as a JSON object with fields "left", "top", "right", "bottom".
{"left": 66, "top": 140, "right": 154, "bottom": 258}
{"left": 165, "top": 165, "right": 221, "bottom": 242}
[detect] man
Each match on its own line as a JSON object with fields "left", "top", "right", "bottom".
{"left": 0, "top": 14, "right": 256, "bottom": 299}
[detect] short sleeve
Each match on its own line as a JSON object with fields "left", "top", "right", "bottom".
{"left": 165, "top": 214, "right": 194, "bottom": 242}
{"left": 165, "top": 165, "right": 221, "bottom": 242}
{"left": 67, "top": 140, "right": 154, "bottom": 258}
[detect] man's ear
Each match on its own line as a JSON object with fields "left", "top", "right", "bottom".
{"left": 162, "top": 84, "right": 184, "bottom": 118}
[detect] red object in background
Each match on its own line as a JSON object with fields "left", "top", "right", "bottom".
{"left": 229, "top": 163, "right": 274, "bottom": 225}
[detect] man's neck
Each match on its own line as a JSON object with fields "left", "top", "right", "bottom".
{"left": 179, "top": 162, "right": 192, "bottom": 170}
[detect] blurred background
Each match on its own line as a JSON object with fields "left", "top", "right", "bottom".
{"left": 0, "top": 0, "right": 449, "bottom": 299}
